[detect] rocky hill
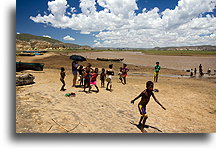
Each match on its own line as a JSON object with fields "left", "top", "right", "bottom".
{"left": 16, "top": 33, "right": 92, "bottom": 51}
{"left": 153, "top": 45, "right": 216, "bottom": 51}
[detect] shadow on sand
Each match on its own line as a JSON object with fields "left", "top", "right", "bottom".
{"left": 130, "top": 121, "right": 163, "bottom": 133}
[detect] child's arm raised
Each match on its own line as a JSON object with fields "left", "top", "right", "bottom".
{"left": 152, "top": 93, "right": 166, "bottom": 110}
{"left": 131, "top": 92, "right": 143, "bottom": 104}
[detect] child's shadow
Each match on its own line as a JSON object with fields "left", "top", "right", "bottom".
{"left": 130, "top": 121, "right": 163, "bottom": 133}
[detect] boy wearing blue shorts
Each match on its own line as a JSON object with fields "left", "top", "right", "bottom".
{"left": 131, "top": 81, "right": 166, "bottom": 133}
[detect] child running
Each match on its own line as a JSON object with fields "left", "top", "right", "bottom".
{"left": 122, "top": 64, "right": 129, "bottom": 85}
{"left": 154, "top": 62, "right": 161, "bottom": 82}
{"left": 83, "top": 67, "right": 91, "bottom": 93}
{"left": 118, "top": 67, "right": 123, "bottom": 83}
{"left": 77, "top": 65, "right": 84, "bottom": 86}
{"left": 131, "top": 81, "right": 166, "bottom": 133}
{"left": 100, "top": 68, "right": 106, "bottom": 88}
{"left": 60, "top": 67, "right": 66, "bottom": 91}
{"left": 106, "top": 64, "right": 114, "bottom": 91}
{"left": 89, "top": 68, "right": 99, "bottom": 93}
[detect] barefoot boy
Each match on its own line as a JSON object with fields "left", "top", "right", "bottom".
{"left": 100, "top": 68, "right": 106, "bottom": 87}
{"left": 131, "top": 81, "right": 166, "bottom": 133}
{"left": 60, "top": 67, "right": 66, "bottom": 91}
{"left": 122, "top": 64, "right": 129, "bottom": 84}
{"left": 106, "top": 64, "right": 114, "bottom": 91}
{"left": 154, "top": 62, "right": 160, "bottom": 82}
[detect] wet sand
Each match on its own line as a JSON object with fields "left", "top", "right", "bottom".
{"left": 16, "top": 52, "right": 215, "bottom": 133}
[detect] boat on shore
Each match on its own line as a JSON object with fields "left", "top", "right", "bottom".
{"left": 22, "top": 51, "right": 48, "bottom": 53}
{"left": 96, "top": 58, "right": 124, "bottom": 62}
{"left": 16, "top": 62, "right": 44, "bottom": 72}
{"left": 16, "top": 53, "right": 35, "bottom": 56}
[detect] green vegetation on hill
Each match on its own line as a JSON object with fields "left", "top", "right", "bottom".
{"left": 16, "top": 33, "right": 63, "bottom": 43}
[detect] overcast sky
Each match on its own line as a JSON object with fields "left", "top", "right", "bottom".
{"left": 16, "top": 0, "right": 216, "bottom": 48}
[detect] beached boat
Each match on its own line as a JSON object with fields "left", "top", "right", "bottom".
{"left": 16, "top": 53, "right": 35, "bottom": 56}
{"left": 23, "top": 51, "right": 48, "bottom": 53}
{"left": 96, "top": 58, "right": 124, "bottom": 62}
{"left": 16, "top": 62, "right": 44, "bottom": 72}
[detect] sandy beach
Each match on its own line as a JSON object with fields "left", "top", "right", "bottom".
{"left": 16, "top": 52, "right": 215, "bottom": 133}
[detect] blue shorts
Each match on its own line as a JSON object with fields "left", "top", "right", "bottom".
{"left": 138, "top": 104, "right": 147, "bottom": 116}
{"left": 72, "top": 70, "right": 77, "bottom": 75}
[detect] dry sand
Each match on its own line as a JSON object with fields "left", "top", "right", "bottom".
{"left": 16, "top": 52, "right": 215, "bottom": 133}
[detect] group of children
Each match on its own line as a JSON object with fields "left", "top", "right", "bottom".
{"left": 60, "top": 62, "right": 117, "bottom": 93}
{"left": 60, "top": 61, "right": 165, "bottom": 133}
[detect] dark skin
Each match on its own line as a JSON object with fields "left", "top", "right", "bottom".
{"left": 122, "top": 64, "right": 129, "bottom": 85}
{"left": 89, "top": 68, "right": 99, "bottom": 93}
{"left": 60, "top": 70, "right": 66, "bottom": 91}
{"left": 100, "top": 69, "right": 106, "bottom": 87}
{"left": 131, "top": 85, "right": 166, "bottom": 133}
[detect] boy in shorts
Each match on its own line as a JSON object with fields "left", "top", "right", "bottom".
{"left": 131, "top": 81, "right": 166, "bottom": 133}
{"left": 154, "top": 62, "right": 160, "bottom": 82}
{"left": 106, "top": 64, "right": 114, "bottom": 91}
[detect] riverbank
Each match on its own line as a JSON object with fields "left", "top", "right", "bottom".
{"left": 16, "top": 52, "right": 215, "bottom": 133}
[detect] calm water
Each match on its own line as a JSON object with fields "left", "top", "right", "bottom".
{"left": 79, "top": 51, "right": 215, "bottom": 73}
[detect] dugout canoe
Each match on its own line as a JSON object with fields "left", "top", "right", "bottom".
{"left": 96, "top": 58, "right": 124, "bottom": 62}
{"left": 16, "top": 53, "right": 35, "bottom": 56}
{"left": 16, "top": 62, "right": 44, "bottom": 72}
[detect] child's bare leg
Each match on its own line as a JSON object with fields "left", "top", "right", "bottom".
{"left": 95, "top": 85, "right": 99, "bottom": 92}
{"left": 139, "top": 116, "right": 144, "bottom": 125}
{"left": 88, "top": 85, "right": 92, "bottom": 93}
{"left": 106, "top": 82, "right": 110, "bottom": 90}
{"left": 60, "top": 80, "right": 66, "bottom": 91}
{"left": 141, "top": 115, "right": 148, "bottom": 133}
{"left": 84, "top": 83, "right": 86, "bottom": 92}
{"left": 123, "top": 77, "right": 126, "bottom": 84}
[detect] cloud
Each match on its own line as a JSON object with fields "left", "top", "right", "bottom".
{"left": 43, "top": 35, "right": 51, "bottom": 38}
{"left": 17, "top": 32, "right": 20, "bottom": 34}
{"left": 30, "top": 0, "right": 216, "bottom": 48}
{"left": 63, "top": 35, "right": 75, "bottom": 41}
{"left": 80, "top": 31, "right": 90, "bottom": 34}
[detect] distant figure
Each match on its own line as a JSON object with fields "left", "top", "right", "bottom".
{"left": 83, "top": 66, "right": 91, "bottom": 93}
{"left": 60, "top": 67, "right": 66, "bottom": 91}
{"left": 131, "top": 81, "right": 166, "bottom": 133}
{"left": 72, "top": 60, "right": 79, "bottom": 87}
{"left": 89, "top": 68, "right": 99, "bottom": 93}
{"left": 194, "top": 68, "right": 197, "bottom": 76}
{"left": 106, "top": 64, "right": 114, "bottom": 91}
{"left": 154, "top": 62, "right": 161, "bottom": 82}
{"left": 122, "top": 64, "right": 129, "bottom": 85}
{"left": 77, "top": 65, "right": 84, "bottom": 86}
{"left": 207, "top": 68, "right": 211, "bottom": 76}
{"left": 190, "top": 69, "right": 193, "bottom": 77}
{"left": 100, "top": 68, "right": 106, "bottom": 88}
{"left": 118, "top": 67, "right": 123, "bottom": 83}
{"left": 199, "top": 64, "right": 204, "bottom": 77}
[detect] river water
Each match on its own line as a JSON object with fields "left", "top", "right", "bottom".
{"left": 78, "top": 51, "right": 215, "bottom": 73}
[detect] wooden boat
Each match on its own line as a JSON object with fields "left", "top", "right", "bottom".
{"left": 16, "top": 53, "right": 35, "bottom": 56}
{"left": 16, "top": 62, "right": 44, "bottom": 72}
{"left": 23, "top": 51, "right": 48, "bottom": 53}
{"left": 96, "top": 58, "right": 124, "bottom": 62}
